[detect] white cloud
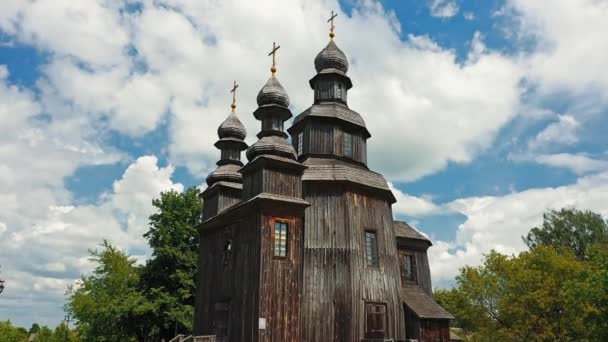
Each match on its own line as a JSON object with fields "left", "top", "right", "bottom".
{"left": 429, "top": 0, "right": 460, "bottom": 18}
{"left": 390, "top": 182, "right": 442, "bottom": 217}
{"left": 528, "top": 114, "right": 579, "bottom": 151}
{"left": 0, "top": 156, "right": 182, "bottom": 327}
{"left": 534, "top": 153, "right": 608, "bottom": 175}
{"left": 463, "top": 12, "right": 475, "bottom": 21}
{"left": 506, "top": 0, "right": 608, "bottom": 98}
{"left": 429, "top": 171, "right": 608, "bottom": 284}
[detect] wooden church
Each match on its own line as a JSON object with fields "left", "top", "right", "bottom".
{"left": 193, "top": 14, "right": 453, "bottom": 342}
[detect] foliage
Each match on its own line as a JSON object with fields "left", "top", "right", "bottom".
{"left": 523, "top": 208, "right": 608, "bottom": 260}
{"left": 438, "top": 209, "right": 608, "bottom": 341}
{"left": 64, "top": 186, "right": 202, "bottom": 341}
{"left": 29, "top": 323, "right": 40, "bottom": 334}
{"left": 436, "top": 247, "right": 591, "bottom": 340}
{"left": 0, "top": 322, "right": 78, "bottom": 342}
{"left": 140, "top": 187, "right": 203, "bottom": 339}
{"left": 0, "top": 320, "right": 28, "bottom": 342}
{"left": 566, "top": 242, "right": 608, "bottom": 340}
{"left": 65, "top": 240, "right": 156, "bottom": 342}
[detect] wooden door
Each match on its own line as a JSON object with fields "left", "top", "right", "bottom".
{"left": 213, "top": 301, "right": 230, "bottom": 342}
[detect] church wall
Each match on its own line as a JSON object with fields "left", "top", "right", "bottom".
{"left": 298, "top": 121, "right": 367, "bottom": 164}
{"left": 415, "top": 251, "right": 432, "bottom": 295}
{"left": 258, "top": 214, "right": 304, "bottom": 342}
{"left": 243, "top": 168, "right": 302, "bottom": 200}
{"left": 301, "top": 183, "right": 406, "bottom": 341}
{"left": 193, "top": 215, "right": 262, "bottom": 341}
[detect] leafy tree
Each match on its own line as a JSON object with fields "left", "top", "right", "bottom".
{"left": 140, "top": 186, "right": 203, "bottom": 339}
{"left": 34, "top": 326, "right": 54, "bottom": 342}
{"left": 0, "top": 320, "right": 28, "bottom": 342}
{"left": 567, "top": 242, "right": 608, "bottom": 340}
{"left": 29, "top": 323, "right": 41, "bottom": 334}
{"left": 53, "top": 322, "right": 80, "bottom": 342}
{"left": 436, "top": 247, "right": 589, "bottom": 340}
{"left": 523, "top": 208, "right": 608, "bottom": 260}
{"left": 65, "top": 240, "right": 155, "bottom": 342}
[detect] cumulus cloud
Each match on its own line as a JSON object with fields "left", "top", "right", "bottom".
{"left": 430, "top": 171, "right": 608, "bottom": 284}
{"left": 390, "top": 182, "right": 442, "bottom": 217}
{"left": 0, "top": 156, "right": 182, "bottom": 326}
{"left": 528, "top": 114, "right": 579, "bottom": 151}
{"left": 506, "top": 0, "right": 608, "bottom": 98}
{"left": 429, "top": 0, "right": 460, "bottom": 18}
{"left": 534, "top": 153, "right": 608, "bottom": 175}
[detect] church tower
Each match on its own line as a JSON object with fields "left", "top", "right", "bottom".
{"left": 194, "top": 13, "right": 453, "bottom": 342}
{"left": 287, "top": 13, "right": 405, "bottom": 341}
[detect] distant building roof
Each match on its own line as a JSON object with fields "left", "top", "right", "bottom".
{"left": 394, "top": 221, "right": 432, "bottom": 245}
{"left": 403, "top": 284, "right": 454, "bottom": 320}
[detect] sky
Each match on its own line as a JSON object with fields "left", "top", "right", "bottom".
{"left": 0, "top": 0, "right": 607, "bottom": 329}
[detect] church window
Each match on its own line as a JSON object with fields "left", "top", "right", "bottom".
{"left": 365, "top": 230, "right": 379, "bottom": 267}
{"left": 274, "top": 221, "right": 288, "bottom": 258}
{"left": 399, "top": 250, "right": 417, "bottom": 284}
{"left": 364, "top": 302, "right": 387, "bottom": 339}
{"left": 222, "top": 239, "right": 232, "bottom": 266}
{"left": 344, "top": 132, "right": 353, "bottom": 158}
{"left": 297, "top": 132, "right": 303, "bottom": 155}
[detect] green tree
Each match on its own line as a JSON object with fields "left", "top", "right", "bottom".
{"left": 0, "top": 320, "right": 28, "bottom": 342}
{"left": 436, "top": 247, "right": 588, "bottom": 340}
{"left": 52, "top": 322, "right": 79, "bottom": 342}
{"left": 523, "top": 208, "right": 608, "bottom": 260}
{"left": 566, "top": 242, "right": 608, "bottom": 340}
{"left": 29, "top": 323, "right": 41, "bottom": 334}
{"left": 34, "top": 326, "right": 53, "bottom": 342}
{"left": 65, "top": 241, "right": 155, "bottom": 342}
{"left": 140, "top": 186, "right": 203, "bottom": 339}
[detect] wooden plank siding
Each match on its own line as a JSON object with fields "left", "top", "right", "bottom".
{"left": 194, "top": 216, "right": 262, "bottom": 341}
{"left": 258, "top": 215, "right": 303, "bottom": 342}
{"left": 297, "top": 121, "right": 367, "bottom": 165}
{"left": 301, "top": 183, "right": 406, "bottom": 341}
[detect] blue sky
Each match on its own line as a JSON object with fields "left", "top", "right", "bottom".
{"left": 1, "top": 0, "right": 607, "bottom": 329}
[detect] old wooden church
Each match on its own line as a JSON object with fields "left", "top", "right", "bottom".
{"left": 193, "top": 16, "right": 453, "bottom": 342}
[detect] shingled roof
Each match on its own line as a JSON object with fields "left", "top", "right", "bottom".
{"left": 403, "top": 284, "right": 454, "bottom": 320}
{"left": 394, "top": 220, "right": 432, "bottom": 245}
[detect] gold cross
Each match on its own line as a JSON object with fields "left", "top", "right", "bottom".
{"left": 328, "top": 10, "right": 338, "bottom": 39}
{"left": 268, "top": 42, "right": 280, "bottom": 76}
{"left": 230, "top": 80, "right": 238, "bottom": 112}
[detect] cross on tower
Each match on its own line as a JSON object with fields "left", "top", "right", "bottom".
{"left": 268, "top": 42, "right": 280, "bottom": 76}
{"left": 230, "top": 80, "right": 238, "bottom": 112}
{"left": 328, "top": 10, "right": 338, "bottom": 39}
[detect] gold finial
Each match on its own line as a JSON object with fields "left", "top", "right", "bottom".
{"left": 268, "top": 42, "right": 280, "bottom": 77}
{"left": 328, "top": 10, "right": 338, "bottom": 40}
{"left": 230, "top": 80, "right": 238, "bottom": 112}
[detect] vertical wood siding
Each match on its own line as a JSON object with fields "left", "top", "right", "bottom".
{"left": 301, "top": 183, "right": 405, "bottom": 341}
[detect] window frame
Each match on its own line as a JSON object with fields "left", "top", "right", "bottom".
{"left": 399, "top": 250, "right": 418, "bottom": 285}
{"left": 364, "top": 301, "right": 387, "bottom": 339}
{"left": 365, "top": 230, "right": 379, "bottom": 268}
{"left": 297, "top": 132, "right": 303, "bottom": 156}
{"left": 272, "top": 219, "right": 290, "bottom": 259}
{"left": 343, "top": 131, "right": 353, "bottom": 158}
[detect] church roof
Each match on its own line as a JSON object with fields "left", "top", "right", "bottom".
{"left": 394, "top": 221, "right": 432, "bottom": 245}
{"left": 256, "top": 77, "right": 290, "bottom": 108}
{"left": 218, "top": 112, "right": 246, "bottom": 140}
{"left": 291, "top": 103, "right": 370, "bottom": 138}
{"left": 404, "top": 284, "right": 454, "bottom": 320}
{"left": 314, "top": 40, "right": 349, "bottom": 73}
{"left": 206, "top": 163, "right": 242, "bottom": 185}
{"left": 301, "top": 157, "right": 395, "bottom": 202}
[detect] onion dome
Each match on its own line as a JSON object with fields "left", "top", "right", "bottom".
{"left": 218, "top": 112, "right": 246, "bottom": 140}
{"left": 256, "top": 77, "right": 290, "bottom": 108}
{"left": 314, "top": 40, "right": 349, "bottom": 73}
{"left": 206, "top": 163, "right": 242, "bottom": 185}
